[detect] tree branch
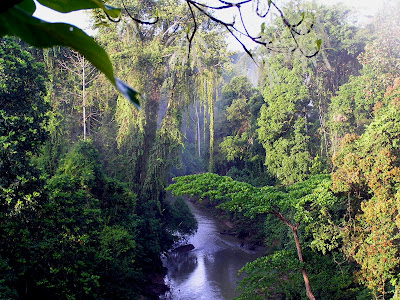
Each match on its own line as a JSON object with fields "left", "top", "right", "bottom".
{"left": 186, "top": 2, "right": 197, "bottom": 57}
{"left": 121, "top": 0, "right": 159, "bottom": 25}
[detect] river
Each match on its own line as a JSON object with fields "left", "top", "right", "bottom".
{"left": 161, "top": 200, "right": 265, "bottom": 300}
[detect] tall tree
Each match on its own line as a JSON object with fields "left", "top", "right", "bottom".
{"left": 328, "top": 6, "right": 400, "bottom": 154}
{"left": 332, "top": 78, "right": 400, "bottom": 298}
{"left": 0, "top": 36, "right": 48, "bottom": 298}
{"left": 308, "top": 4, "right": 364, "bottom": 159}
{"left": 258, "top": 57, "right": 313, "bottom": 185}
{"left": 58, "top": 50, "right": 99, "bottom": 141}
{"left": 0, "top": 37, "right": 48, "bottom": 213}
{"left": 216, "top": 75, "right": 268, "bottom": 185}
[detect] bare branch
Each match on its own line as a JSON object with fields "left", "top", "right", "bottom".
{"left": 186, "top": 2, "right": 197, "bottom": 57}
{"left": 238, "top": 5, "right": 261, "bottom": 41}
{"left": 104, "top": 11, "right": 120, "bottom": 23}
{"left": 121, "top": 0, "right": 159, "bottom": 25}
{"left": 105, "top": 0, "right": 319, "bottom": 58}
{"left": 188, "top": 0, "right": 252, "bottom": 10}
{"left": 255, "top": 1, "right": 272, "bottom": 18}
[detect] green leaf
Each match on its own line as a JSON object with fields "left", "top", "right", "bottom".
{"left": 36, "top": 0, "right": 121, "bottom": 18}
{"left": 316, "top": 39, "right": 322, "bottom": 50}
{"left": 261, "top": 22, "right": 265, "bottom": 33}
{"left": 116, "top": 79, "right": 140, "bottom": 108}
{"left": 0, "top": 7, "right": 140, "bottom": 107}
{"left": 186, "top": 25, "right": 191, "bottom": 36}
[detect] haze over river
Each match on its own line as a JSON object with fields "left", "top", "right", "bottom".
{"left": 161, "top": 200, "right": 265, "bottom": 300}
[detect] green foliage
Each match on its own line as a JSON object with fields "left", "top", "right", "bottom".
{"left": 56, "top": 139, "right": 103, "bottom": 188}
{"left": 216, "top": 76, "right": 268, "bottom": 185}
{"left": 0, "top": 37, "right": 49, "bottom": 299}
{"left": 222, "top": 75, "right": 253, "bottom": 103}
{"left": 37, "top": 173, "right": 103, "bottom": 298}
{"left": 36, "top": 0, "right": 120, "bottom": 15}
{"left": 220, "top": 132, "right": 250, "bottom": 162}
{"left": 236, "top": 249, "right": 303, "bottom": 299}
{"left": 225, "top": 166, "right": 273, "bottom": 188}
{"left": 332, "top": 88, "right": 400, "bottom": 298}
{"left": 168, "top": 173, "right": 338, "bottom": 225}
{"left": 236, "top": 248, "right": 357, "bottom": 299}
{"left": 5, "top": 1, "right": 400, "bottom": 299}
{"left": 328, "top": 8, "right": 400, "bottom": 152}
{"left": 165, "top": 197, "right": 198, "bottom": 237}
{"left": 0, "top": 259, "right": 17, "bottom": 299}
{"left": 0, "top": 37, "right": 48, "bottom": 213}
{"left": 37, "top": 141, "right": 146, "bottom": 299}
{"left": 258, "top": 58, "right": 313, "bottom": 185}
{"left": 168, "top": 173, "right": 357, "bottom": 299}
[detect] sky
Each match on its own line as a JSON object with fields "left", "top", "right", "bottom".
{"left": 33, "top": 1, "right": 93, "bottom": 33}
{"left": 33, "top": 0, "right": 387, "bottom": 50}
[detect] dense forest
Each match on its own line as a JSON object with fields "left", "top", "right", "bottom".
{"left": 2, "top": 0, "right": 400, "bottom": 299}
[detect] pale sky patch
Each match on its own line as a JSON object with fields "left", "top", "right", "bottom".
{"left": 33, "top": 0, "right": 94, "bottom": 34}
{"left": 32, "top": 0, "right": 387, "bottom": 51}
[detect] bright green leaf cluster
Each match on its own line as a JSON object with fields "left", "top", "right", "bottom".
{"left": 167, "top": 173, "right": 338, "bottom": 225}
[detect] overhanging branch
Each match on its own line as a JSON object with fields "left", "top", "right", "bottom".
{"left": 110, "top": 0, "right": 320, "bottom": 58}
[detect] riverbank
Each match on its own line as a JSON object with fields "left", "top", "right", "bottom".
{"left": 186, "top": 197, "right": 266, "bottom": 250}
{"left": 144, "top": 268, "right": 170, "bottom": 299}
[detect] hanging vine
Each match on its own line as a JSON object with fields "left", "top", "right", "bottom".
{"left": 207, "top": 71, "right": 215, "bottom": 172}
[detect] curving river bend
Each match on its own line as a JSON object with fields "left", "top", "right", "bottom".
{"left": 161, "top": 200, "right": 265, "bottom": 300}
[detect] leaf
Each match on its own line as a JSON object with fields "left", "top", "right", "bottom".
{"left": 261, "top": 22, "right": 265, "bottom": 33}
{"left": 0, "top": 6, "right": 140, "bottom": 107}
{"left": 116, "top": 79, "right": 140, "bottom": 108}
{"left": 36, "top": 0, "right": 121, "bottom": 18}
{"left": 316, "top": 39, "right": 322, "bottom": 50}
{"left": 154, "top": 8, "right": 160, "bottom": 18}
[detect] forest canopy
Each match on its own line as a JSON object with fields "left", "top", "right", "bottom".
{"left": 2, "top": 0, "right": 400, "bottom": 299}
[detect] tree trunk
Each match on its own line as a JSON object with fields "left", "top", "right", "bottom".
{"left": 208, "top": 94, "right": 214, "bottom": 173}
{"left": 272, "top": 211, "right": 316, "bottom": 300}
{"left": 139, "top": 87, "right": 160, "bottom": 196}
{"left": 82, "top": 56, "right": 86, "bottom": 141}
{"left": 195, "top": 102, "right": 201, "bottom": 157}
{"left": 292, "top": 226, "right": 316, "bottom": 300}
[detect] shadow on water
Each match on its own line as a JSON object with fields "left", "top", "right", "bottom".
{"left": 161, "top": 200, "right": 265, "bottom": 300}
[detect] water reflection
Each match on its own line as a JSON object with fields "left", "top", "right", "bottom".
{"left": 161, "top": 201, "right": 265, "bottom": 300}
{"left": 166, "top": 252, "right": 198, "bottom": 280}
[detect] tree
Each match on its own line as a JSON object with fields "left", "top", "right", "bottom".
{"left": 257, "top": 57, "right": 313, "bottom": 185}
{"left": 307, "top": 4, "right": 364, "bottom": 159}
{"left": 0, "top": 36, "right": 48, "bottom": 214}
{"left": 0, "top": 36, "right": 49, "bottom": 298}
{"left": 254, "top": 3, "right": 364, "bottom": 182}
{"left": 328, "top": 5, "right": 400, "bottom": 154}
{"left": 332, "top": 79, "right": 400, "bottom": 298}
{"left": 1, "top": 0, "right": 324, "bottom": 110}
{"left": 84, "top": 0, "right": 212, "bottom": 271}
{"left": 58, "top": 50, "right": 99, "bottom": 141}
{"left": 216, "top": 75, "right": 269, "bottom": 185}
